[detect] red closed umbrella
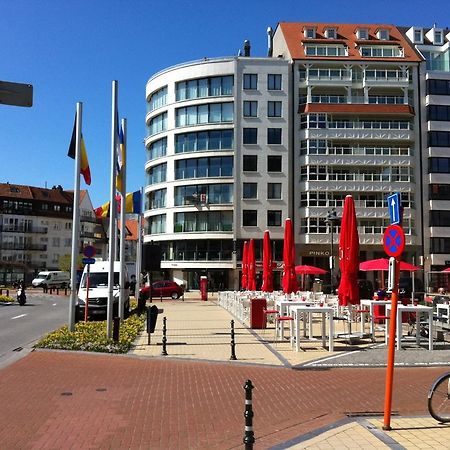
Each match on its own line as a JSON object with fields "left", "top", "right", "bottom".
{"left": 338, "top": 196, "right": 360, "bottom": 306}
{"left": 261, "top": 230, "right": 274, "bottom": 292}
{"left": 282, "top": 218, "right": 299, "bottom": 294}
{"left": 247, "top": 238, "right": 256, "bottom": 291}
{"left": 241, "top": 241, "right": 248, "bottom": 290}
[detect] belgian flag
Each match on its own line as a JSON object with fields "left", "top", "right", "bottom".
{"left": 68, "top": 113, "right": 91, "bottom": 185}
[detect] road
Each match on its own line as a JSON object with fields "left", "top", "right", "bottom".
{"left": 0, "top": 292, "right": 69, "bottom": 368}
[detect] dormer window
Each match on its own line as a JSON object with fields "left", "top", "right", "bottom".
{"left": 325, "top": 28, "right": 336, "bottom": 39}
{"left": 377, "top": 29, "right": 389, "bottom": 40}
{"left": 434, "top": 29, "right": 443, "bottom": 45}
{"left": 356, "top": 28, "right": 369, "bottom": 40}
{"left": 413, "top": 28, "right": 423, "bottom": 43}
{"left": 304, "top": 27, "right": 316, "bottom": 39}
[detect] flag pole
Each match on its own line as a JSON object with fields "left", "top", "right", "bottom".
{"left": 119, "top": 118, "right": 127, "bottom": 320}
{"left": 135, "top": 186, "right": 143, "bottom": 289}
{"left": 68, "top": 102, "right": 82, "bottom": 332}
{"left": 107, "top": 81, "right": 118, "bottom": 338}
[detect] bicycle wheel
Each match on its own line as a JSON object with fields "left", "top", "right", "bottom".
{"left": 428, "top": 372, "right": 450, "bottom": 423}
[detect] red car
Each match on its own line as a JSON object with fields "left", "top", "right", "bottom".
{"left": 139, "top": 281, "right": 184, "bottom": 300}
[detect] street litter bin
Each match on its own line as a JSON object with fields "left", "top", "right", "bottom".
{"left": 250, "top": 298, "right": 267, "bottom": 329}
{"left": 147, "top": 305, "right": 159, "bottom": 333}
{"left": 200, "top": 276, "right": 208, "bottom": 301}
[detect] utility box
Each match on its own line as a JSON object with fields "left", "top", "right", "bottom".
{"left": 250, "top": 298, "right": 267, "bottom": 329}
{"left": 200, "top": 276, "right": 208, "bottom": 301}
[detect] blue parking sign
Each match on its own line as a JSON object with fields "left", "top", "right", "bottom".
{"left": 387, "top": 193, "right": 401, "bottom": 225}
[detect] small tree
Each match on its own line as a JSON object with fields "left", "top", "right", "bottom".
{"left": 59, "top": 254, "right": 82, "bottom": 272}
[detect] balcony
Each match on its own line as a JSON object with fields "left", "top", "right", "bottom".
{"left": 0, "top": 243, "right": 47, "bottom": 251}
{"left": 0, "top": 225, "right": 48, "bottom": 234}
{"left": 363, "top": 70, "right": 409, "bottom": 88}
{"left": 299, "top": 95, "right": 408, "bottom": 105}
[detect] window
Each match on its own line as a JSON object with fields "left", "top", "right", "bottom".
{"left": 267, "top": 128, "right": 282, "bottom": 145}
{"left": 243, "top": 183, "right": 257, "bottom": 199}
{"left": 413, "top": 29, "right": 422, "bottom": 42}
{"left": 243, "top": 155, "right": 258, "bottom": 171}
{"left": 431, "top": 237, "right": 450, "bottom": 254}
{"left": 175, "top": 76, "right": 233, "bottom": 101}
{"left": 243, "top": 210, "right": 257, "bottom": 226}
{"left": 430, "top": 210, "right": 450, "bottom": 227}
{"left": 427, "top": 105, "right": 450, "bottom": 121}
{"left": 175, "top": 103, "right": 233, "bottom": 127}
{"left": 175, "top": 156, "right": 233, "bottom": 179}
{"left": 148, "top": 86, "right": 167, "bottom": 112}
{"left": 360, "top": 46, "right": 403, "bottom": 58}
{"left": 175, "top": 129, "right": 233, "bottom": 153}
{"left": 147, "top": 137, "right": 167, "bottom": 161}
{"left": 267, "top": 155, "right": 282, "bottom": 172}
{"left": 267, "top": 101, "right": 282, "bottom": 117}
{"left": 304, "top": 28, "right": 316, "bottom": 38}
{"left": 325, "top": 28, "right": 336, "bottom": 39}
{"left": 147, "top": 214, "right": 166, "bottom": 234}
{"left": 148, "top": 188, "right": 167, "bottom": 209}
{"left": 356, "top": 29, "right": 369, "bottom": 40}
{"left": 148, "top": 112, "right": 167, "bottom": 136}
{"left": 147, "top": 163, "right": 167, "bottom": 185}
{"left": 267, "top": 210, "right": 282, "bottom": 226}
{"left": 267, "top": 74, "right": 282, "bottom": 90}
{"left": 243, "top": 74, "right": 258, "bottom": 90}
{"left": 267, "top": 183, "right": 282, "bottom": 199}
{"left": 428, "top": 132, "right": 450, "bottom": 147}
{"left": 429, "top": 157, "right": 450, "bottom": 173}
{"left": 427, "top": 79, "right": 450, "bottom": 95}
{"left": 304, "top": 45, "right": 348, "bottom": 56}
{"left": 429, "top": 184, "right": 450, "bottom": 200}
{"left": 243, "top": 101, "right": 258, "bottom": 117}
{"left": 434, "top": 29, "right": 444, "bottom": 45}
{"left": 243, "top": 128, "right": 258, "bottom": 144}
{"left": 174, "top": 184, "right": 233, "bottom": 205}
{"left": 377, "top": 29, "right": 389, "bottom": 40}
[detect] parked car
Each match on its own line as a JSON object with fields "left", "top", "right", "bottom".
{"left": 139, "top": 281, "right": 184, "bottom": 300}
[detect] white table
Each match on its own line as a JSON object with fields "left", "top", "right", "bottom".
{"left": 289, "top": 305, "right": 334, "bottom": 352}
{"left": 275, "top": 299, "right": 312, "bottom": 317}
{"left": 385, "top": 304, "right": 433, "bottom": 351}
{"left": 360, "top": 299, "right": 391, "bottom": 338}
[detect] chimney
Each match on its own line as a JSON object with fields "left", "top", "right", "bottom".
{"left": 243, "top": 40, "right": 250, "bottom": 57}
{"left": 267, "top": 27, "right": 273, "bottom": 57}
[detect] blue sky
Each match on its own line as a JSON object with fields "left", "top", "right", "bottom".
{"left": 1, "top": 0, "right": 450, "bottom": 207}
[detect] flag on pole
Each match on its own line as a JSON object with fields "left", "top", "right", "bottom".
{"left": 116, "top": 119, "right": 125, "bottom": 193}
{"left": 94, "top": 202, "right": 110, "bottom": 218}
{"left": 125, "top": 190, "right": 142, "bottom": 214}
{"left": 68, "top": 113, "right": 91, "bottom": 185}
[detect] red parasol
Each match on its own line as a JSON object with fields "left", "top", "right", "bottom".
{"left": 360, "top": 258, "right": 420, "bottom": 272}
{"left": 295, "top": 265, "right": 328, "bottom": 275}
{"left": 282, "top": 218, "right": 299, "bottom": 294}
{"left": 338, "top": 195, "right": 360, "bottom": 306}
{"left": 241, "top": 241, "right": 248, "bottom": 290}
{"left": 261, "top": 230, "right": 274, "bottom": 292}
{"left": 441, "top": 268, "right": 450, "bottom": 273}
{"left": 247, "top": 238, "right": 257, "bottom": 291}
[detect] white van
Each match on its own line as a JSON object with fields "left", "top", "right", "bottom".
{"left": 32, "top": 271, "right": 70, "bottom": 288}
{"left": 76, "top": 261, "right": 130, "bottom": 319}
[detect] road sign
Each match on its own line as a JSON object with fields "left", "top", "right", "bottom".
{"left": 82, "top": 257, "right": 96, "bottom": 265}
{"left": 83, "top": 245, "right": 96, "bottom": 258}
{"left": 383, "top": 224, "right": 405, "bottom": 258}
{"left": 387, "top": 193, "right": 401, "bottom": 225}
{"left": 0, "top": 80, "right": 33, "bottom": 107}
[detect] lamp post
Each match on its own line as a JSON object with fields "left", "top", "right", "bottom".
{"left": 326, "top": 209, "right": 340, "bottom": 293}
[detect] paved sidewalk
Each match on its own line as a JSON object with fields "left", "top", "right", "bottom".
{"left": 1, "top": 292, "right": 449, "bottom": 449}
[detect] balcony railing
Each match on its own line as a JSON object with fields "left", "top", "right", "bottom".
{"left": 326, "top": 146, "right": 411, "bottom": 156}
{"left": 327, "top": 120, "right": 412, "bottom": 130}
{"left": 0, "top": 225, "right": 48, "bottom": 234}
{"left": 304, "top": 173, "right": 412, "bottom": 182}
{"left": 299, "top": 95, "right": 408, "bottom": 105}
{"left": 0, "top": 243, "right": 47, "bottom": 251}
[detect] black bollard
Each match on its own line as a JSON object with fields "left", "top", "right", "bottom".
{"left": 113, "top": 317, "right": 120, "bottom": 342}
{"left": 230, "top": 320, "right": 237, "bottom": 360}
{"left": 243, "top": 379, "right": 255, "bottom": 449}
{"left": 161, "top": 316, "right": 168, "bottom": 356}
{"left": 6, "top": 289, "right": 9, "bottom": 297}
{"left": 56, "top": 288, "right": 59, "bottom": 295}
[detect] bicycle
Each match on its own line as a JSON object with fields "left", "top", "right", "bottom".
{"left": 428, "top": 371, "right": 450, "bottom": 423}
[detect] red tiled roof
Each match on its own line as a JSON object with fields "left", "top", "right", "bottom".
{"left": 276, "top": 22, "right": 422, "bottom": 62}
{"left": 0, "top": 183, "right": 73, "bottom": 203}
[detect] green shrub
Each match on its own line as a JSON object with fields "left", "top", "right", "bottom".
{"left": 35, "top": 313, "right": 146, "bottom": 353}
{"left": 0, "top": 295, "right": 14, "bottom": 303}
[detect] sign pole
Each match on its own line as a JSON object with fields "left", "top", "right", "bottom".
{"left": 84, "top": 264, "right": 90, "bottom": 322}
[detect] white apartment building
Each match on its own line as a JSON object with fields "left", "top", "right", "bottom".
{"left": 144, "top": 54, "right": 290, "bottom": 290}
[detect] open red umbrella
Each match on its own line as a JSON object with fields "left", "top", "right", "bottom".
{"left": 241, "top": 241, "right": 248, "bottom": 290}
{"left": 441, "top": 268, "right": 450, "bottom": 273}
{"left": 295, "top": 265, "right": 328, "bottom": 275}
{"left": 261, "top": 230, "right": 274, "bottom": 292}
{"left": 247, "top": 238, "right": 257, "bottom": 291}
{"left": 360, "top": 258, "right": 420, "bottom": 272}
{"left": 338, "top": 195, "right": 360, "bottom": 307}
{"left": 282, "top": 218, "right": 299, "bottom": 294}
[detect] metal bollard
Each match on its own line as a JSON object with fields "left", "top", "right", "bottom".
{"left": 243, "top": 379, "right": 255, "bottom": 449}
{"left": 161, "top": 316, "right": 168, "bottom": 356}
{"left": 230, "top": 320, "right": 237, "bottom": 360}
{"left": 56, "top": 288, "right": 59, "bottom": 295}
{"left": 113, "top": 317, "right": 120, "bottom": 342}
{"left": 6, "top": 289, "right": 9, "bottom": 297}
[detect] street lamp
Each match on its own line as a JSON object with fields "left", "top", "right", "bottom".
{"left": 326, "top": 209, "right": 340, "bottom": 293}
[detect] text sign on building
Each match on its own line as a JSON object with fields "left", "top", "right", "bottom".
{"left": 387, "top": 193, "right": 401, "bottom": 225}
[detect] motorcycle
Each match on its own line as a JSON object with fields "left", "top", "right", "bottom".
{"left": 17, "top": 288, "right": 26, "bottom": 306}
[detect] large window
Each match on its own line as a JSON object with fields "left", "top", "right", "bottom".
{"left": 176, "top": 102, "right": 233, "bottom": 127}
{"left": 267, "top": 183, "right": 282, "bottom": 199}
{"left": 431, "top": 237, "right": 450, "bottom": 254}
{"left": 267, "top": 210, "right": 282, "bottom": 226}
{"left": 173, "top": 239, "right": 233, "bottom": 261}
{"left": 243, "top": 155, "right": 258, "bottom": 171}
{"left": 174, "top": 211, "right": 233, "bottom": 232}
{"left": 174, "top": 183, "right": 233, "bottom": 205}
{"left": 243, "top": 74, "right": 258, "bottom": 90}
{"left": 360, "top": 46, "right": 403, "bottom": 57}
{"left": 268, "top": 101, "right": 282, "bottom": 117}
{"left": 147, "top": 137, "right": 167, "bottom": 161}
{"left": 243, "top": 100, "right": 258, "bottom": 117}
{"left": 267, "top": 74, "right": 282, "bottom": 90}
{"left": 428, "top": 132, "right": 450, "bottom": 147}
{"left": 430, "top": 210, "right": 450, "bottom": 227}
{"left": 243, "top": 210, "right": 257, "bottom": 226}
{"left": 175, "top": 156, "right": 233, "bottom": 179}
{"left": 176, "top": 76, "right": 233, "bottom": 101}
{"left": 175, "top": 129, "right": 233, "bottom": 153}
{"left": 148, "top": 86, "right": 167, "bottom": 112}
{"left": 148, "top": 188, "right": 166, "bottom": 209}
{"left": 146, "top": 214, "right": 166, "bottom": 234}
{"left": 243, "top": 128, "right": 258, "bottom": 144}
{"left": 427, "top": 79, "right": 450, "bottom": 96}
{"left": 305, "top": 45, "right": 348, "bottom": 56}
{"left": 267, "top": 128, "right": 282, "bottom": 145}
{"left": 147, "top": 163, "right": 167, "bottom": 185}
{"left": 148, "top": 112, "right": 167, "bottom": 136}
{"left": 429, "top": 157, "right": 450, "bottom": 173}
{"left": 243, "top": 183, "right": 257, "bottom": 199}
{"left": 267, "top": 155, "right": 282, "bottom": 172}
{"left": 429, "top": 184, "right": 450, "bottom": 200}
{"left": 427, "top": 105, "right": 450, "bottom": 122}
